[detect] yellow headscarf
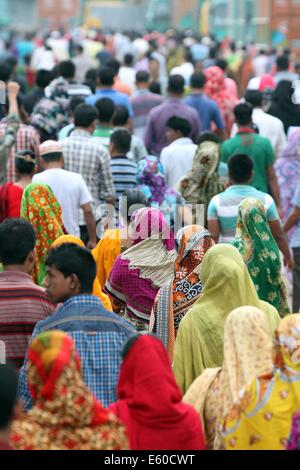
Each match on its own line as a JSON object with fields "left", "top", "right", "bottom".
{"left": 52, "top": 235, "right": 112, "bottom": 311}
{"left": 173, "top": 244, "right": 280, "bottom": 394}
{"left": 92, "top": 229, "right": 121, "bottom": 289}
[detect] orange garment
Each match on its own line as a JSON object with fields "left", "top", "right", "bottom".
{"left": 113, "top": 79, "right": 131, "bottom": 96}
{"left": 52, "top": 235, "right": 112, "bottom": 311}
{"left": 92, "top": 229, "right": 121, "bottom": 289}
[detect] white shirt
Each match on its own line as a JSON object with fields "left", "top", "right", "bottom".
{"left": 170, "top": 62, "right": 195, "bottom": 85}
{"left": 119, "top": 66, "right": 136, "bottom": 93}
{"left": 252, "top": 55, "right": 269, "bottom": 77}
{"left": 33, "top": 168, "right": 93, "bottom": 237}
{"left": 231, "top": 108, "right": 287, "bottom": 159}
{"left": 160, "top": 138, "right": 197, "bottom": 189}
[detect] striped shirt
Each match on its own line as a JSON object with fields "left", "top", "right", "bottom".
{"left": 0, "top": 271, "right": 55, "bottom": 368}
{"left": 207, "top": 185, "right": 279, "bottom": 243}
{"left": 110, "top": 156, "right": 138, "bottom": 211}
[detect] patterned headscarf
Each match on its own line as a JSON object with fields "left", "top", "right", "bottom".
{"left": 150, "top": 225, "right": 215, "bottom": 361}
{"left": 10, "top": 331, "right": 128, "bottom": 450}
{"left": 20, "top": 183, "right": 64, "bottom": 286}
{"left": 232, "top": 198, "right": 290, "bottom": 317}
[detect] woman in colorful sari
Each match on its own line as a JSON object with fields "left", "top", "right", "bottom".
{"left": 222, "top": 314, "right": 300, "bottom": 451}
{"left": 184, "top": 307, "right": 274, "bottom": 449}
{"left": 178, "top": 139, "right": 226, "bottom": 226}
{"left": 150, "top": 225, "right": 215, "bottom": 362}
{"left": 10, "top": 331, "right": 128, "bottom": 450}
{"left": 52, "top": 235, "right": 112, "bottom": 311}
{"left": 275, "top": 129, "right": 300, "bottom": 243}
{"left": 173, "top": 244, "right": 280, "bottom": 394}
{"left": 109, "top": 334, "right": 206, "bottom": 451}
{"left": 232, "top": 198, "right": 290, "bottom": 317}
{"left": 20, "top": 183, "right": 64, "bottom": 286}
{"left": 105, "top": 207, "right": 177, "bottom": 331}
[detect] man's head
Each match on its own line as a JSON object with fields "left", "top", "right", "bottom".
{"left": 119, "top": 189, "right": 148, "bottom": 227}
{"left": 106, "top": 59, "right": 121, "bottom": 78}
{"left": 58, "top": 60, "right": 76, "bottom": 81}
{"left": 112, "top": 105, "right": 129, "bottom": 128}
{"left": 124, "top": 53, "right": 134, "bottom": 67}
{"left": 0, "top": 364, "right": 21, "bottom": 438}
{"left": 74, "top": 103, "right": 99, "bottom": 133}
{"left": 39, "top": 140, "right": 64, "bottom": 168}
{"left": 198, "top": 131, "right": 221, "bottom": 145}
{"left": 244, "top": 90, "right": 263, "bottom": 108}
{"left": 234, "top": 102, "right": 253, "bottom": 127}
{"left": 190, "top": 72, "right": 206, "bottom": 90}
{"left": 276, "top": 55, "right": 289, "bottom": 73}
{"left": 215, "top": 58, "right": 228, "bottom": 73}
{"left": 0, "top": 219, "right": 36, "bottom": 274}
{"left": 166, "top": 115, "right": 192, "bottom": 143}
{"left": 109, "top": 128, "right": 132, "bottom": 156}
{"left": 15, "top": 150, "right": 36, "bottom": 177}
{"left": 228, "top": 153, "right": 254, "bottom": 185}
{"left": 0, "top": 63, "right": 13, "bottom": 83}
{"left": 97, "top": 66, "right": 115, "bottom": 88}
{"left": 75, "top": 44, "right": 84, "bottom": 56}
{"left": 36, "top": 69, "right": 53, "bottom": 90}
{"left": 167, "top": 75, "right": 185, "bottom": 97}
{"left": 44, "top": 243, "right": 96, "bottom": 303}
{"left": 135, "top": 71, "right": 150, "bottom": 89}
{"left": 95, "top": 97, "right": 115, "bottom": 125}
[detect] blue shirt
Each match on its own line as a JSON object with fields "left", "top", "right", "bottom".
{"left": 185, "top": 93, "right": 225, "bottom": 132}
{"left": 86, "top": 89, "right": 134, "bottom": 117}
{"left": 18, "top": 295, "right": 136, "bottom": 410}
{"left": 291, "top": 185, "right": 300, "bottom": 248}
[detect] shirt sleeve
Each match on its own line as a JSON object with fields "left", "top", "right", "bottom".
{"left": 221, "top": 142, "right": 230, "bottom": 163}
{"left": 98, "top": 148, "right": 115, "bottom": 201}
{"left": 265, "top": 139, "right": 275, "bottom": 167}
{"left": 212, "top": 103, "right": 225, "bottom": 130}
{"left": 207, "top": 197, "right": 218, "bottom": 220}
{"left": 292, "top": 186, "right": 300, "bottom": 209}
{"left": 125, "top": 97, "right": 134, "bottom": 118}
{"left": 78, "top": 175, "right": 94, "bottom": 207}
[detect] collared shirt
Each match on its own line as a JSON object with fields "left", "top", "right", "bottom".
{"left": 61, "top": 129, "right": 115, "bottom": 223}
{"left": 86, "top": 89, "right": 134, "bottom": 117}
{"left": 160, "top": 138, "right": 197, "bottom": 188}
{"left": 0, "top": 271, "right": 55, "bottom": 368}
{"left": 184, "top": 92, "right": 225, "bottom": 132}
{"left": 18, "top": 295, "right": 136, "bottom": 410}
{"left": 221, "top": 128, "right": 275, "bottom": 194}
{"left": 0, "top": 118, "right": 39, "bottom": 184}
{"left": 130, "top": 89, "right": 164, "bottom": 139}
{"left": 207, "top": 185, "right": 279, "bottom": 242}
{"left": 110, "top": 155, "right": 138, "bottom": 210}
{"left": 231, "top": 108, "right": 287, "bottom": 159}
{"left": 144, "top": 98, "right": 201, "bottom": 156}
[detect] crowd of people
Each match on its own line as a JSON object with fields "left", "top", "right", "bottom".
{"left": 1, "top": 27, "right": 300, "bottom": 450}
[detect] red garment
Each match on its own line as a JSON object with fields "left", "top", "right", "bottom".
{"left": 109, "top": 335, "right": 206, "bottom": 451}
{"left": 0, "top": 440, "right": 12, "bottom": 450}
{"left": 0, "top": 183, "right": 24, "bottom": 222}
{"left": 204, "top": 66, "right": 238, "bottom": 136}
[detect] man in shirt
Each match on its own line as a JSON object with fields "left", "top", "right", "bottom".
{"left": 0, "top": 364, "right": 21, "bottom": 450}
{"left": 275, "top": 55, "right": 298, "bottom": 84}
{"left": 33, "top": 140, "right": 96, "bottom": 248}
{"left": 19, "top": 243, "right": 135, "bottom": 410}
{"left": 60, "top": 104, "right": 115, "bottom": 243}
{"left": 221, "top": 103, "right": 281, "bottom": 208}
{"left": 144, "top": 75, "right": 201, "bottom": 156}
{"left": 23, "top": 69, "right": 53, "bottom": 115}
{"left": 160, "top": 116, "right": 197, "bottom": 188}
{"left": 119, "top": 53, "right": 136, "bottom": 94}
{"left": 130, "top": 71, "right": 164, "bottom": 140}
{"left": 0, "top": 219, "right": 55, "bottom": 368}
{"left": 231, "top": 90, "right": 287, "bottom": 159}
{"left": 58, "top": 60, "right": 91, "bottom": 100}
{"left": 208, "top": 153, "right": 293, "bottom": 268}
{"left": 185, "top": 72, "right": 225, "bottom": 137}
{"left": 72, "top": 45, "right": 94, "bottom": 85}
{"left": 93, "top": 97, "right": 115, "bottom": 147}
{"left": 86, "top": 66, "right": 133, "bottom": 117}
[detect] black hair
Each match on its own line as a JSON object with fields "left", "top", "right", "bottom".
{"left": 58, "top": 60, "right": 76, "bottom": 79}
{"left": 85, "top": 68, "right": 97, "bottom": 82}
{"left": 276, "top": 55, "right": 289, "bottom": 72}
{"left": 184, "top": 48, "right": 193, "bottom": 63}
{"left": 75, "top": 44, "right": 84, "bottom": 54}
{"left": 136, "top": 71, "right": 150, "bottom": 83}
{"left": 121, "top": 334, "right": 141, "bottom": 359}
{"left": 234, "top": 102, "right": 253, "bottom": 126}
{"left": 46, "top": 243, "right": 96, "bottom": 294}
{"left": 112, "top": 105, "right": 129, "bottom": 126}
{"left": 105, "top": 58, "right": 120, "bottom": 75}
{"left": 6, "top": 56, "right": 17, "bottom": 69}
{"left": 0, "top": 62, "right": 13, "bottom": 83}
{"left": 0, "top": 219, "right": 36, "bottom": 265}
{"left": 168, "top": 75, "right": 185, "bottom": 95}
{"left": 36, "top": 69, "right": 53, "bottom": 89}
{"left": 119, "top": 188, "right": 148, "bottom": 224}
{"left": 98, "top": 66, "right": 115, "bottom": 86}
{"left": 166, "top": 115, "right": 192, "bottom": 137}
{"left": 198, "top": 131, "right": 221, "bottom": 145}
{"left": 69, "top": 97, "right": 85, "bottom": 114}
{"left": 74, "top": 104, "right": 99, "bottom": 128}
{"left": 244, "top": 90, "right": 263, "bottom": 108}
{"left": 190, "top": 72, "right": 206, "bottom": 89}
{"left": 110, "top": 128, "right": 132, "bottom": 154}
{"left": 0, "top": 364, "right": 19, "bottom": 429}
{"left": 124, "top": 53, "right": 134, "bottom": 67}
{"left": 15, "top": 149, "right": 36, "bottom": 175}
{"left": 149, "top": 81, "right": 161, "bottom": 95}
{"left": 41, "top": 150, "right": 63, "bottom": 163}
{"left": 95, "top": 97, "right": 115, "bottom": 123}
{"left": 215, "top": 58, "right": 228, "bottom": 72}
{"left": 228, "top": 153, "right": 254, "bottom": 183}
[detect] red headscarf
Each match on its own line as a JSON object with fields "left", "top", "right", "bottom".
{"left": 109, "top": 334, "right": 206, "bottom": 450}
{"left": 204, "top": 66, "right": 238, "bottom": 136}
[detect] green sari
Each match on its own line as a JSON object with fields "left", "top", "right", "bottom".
{"left": 232, "top": 197, "right": 290, "bottom": 317}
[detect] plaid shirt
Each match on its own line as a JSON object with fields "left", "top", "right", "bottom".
{"left": 18, "top": 295, "right": 136, "bottom": 409}
{"left": 0, "top": 118, "right": 40, "bottom": 183}
{"left": 61, "top": 130, "right": 115, "bottom": 223}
